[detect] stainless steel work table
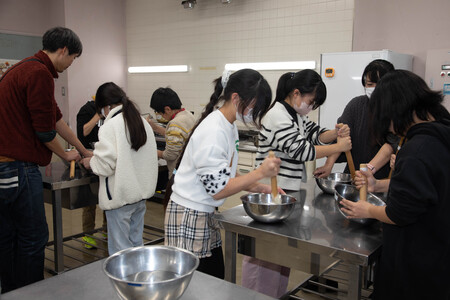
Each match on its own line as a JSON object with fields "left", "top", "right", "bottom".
{"left": 41, "top": 160, "right": 168, "bottom": 274}
{"left": 214, "top": 180, "right": 383, "bottom": 299}
{"left": 1, "top": 259, "right": 275, "bottom": 300}
{"left": 41, "top": 162, "right": 100, "bottom": 274}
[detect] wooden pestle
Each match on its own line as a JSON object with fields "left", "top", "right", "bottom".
{"left": 268, "top": 151, "right": 278, "bottom": 200}
{"left": 69, "top": 160, "right": 76, "bottom": 179}
{"left": 345, "top": 152, "right": 356, "bottom": 181}
{"left": 388, "top": 137, "right": 405, "bottom": 179}
{"left": 337, "top": 124, "right": 356, "bottom": 180}
{"left": 359, "top": 164, "right": 368, "bottom": 201}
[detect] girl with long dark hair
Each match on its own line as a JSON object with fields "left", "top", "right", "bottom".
{"left": 340, "top": 70, "right": 450, "bottom": 299}
{"left": 164, "top": 69, "right": 282, "bottom": 279}
{"left": 81, "top": 82, "right": 158, "bottom": 255}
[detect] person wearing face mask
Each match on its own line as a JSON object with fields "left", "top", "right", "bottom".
{"left": 243, "top": 69, "right": 351, "bottom": 298}
{"left": 148, "top": 88, "right": 196, "bottom": 178}
{"left": 314, "top": 59, "right": 397, "bottom": 179}
{"left": 80, "top": 82, "right": 158, "bottom": 255}
{"left": 163, "top": 69, "right": 283, "bottom": 279}
{"left": 256, "top": 69, "right": 351, "bottom": 198}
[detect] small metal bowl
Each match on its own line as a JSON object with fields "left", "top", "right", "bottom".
{"left": 103, "top": 245, "right": 199, "bottom": 300}
{"left": 334, "top": 184, "right": 386, "bottom": 225}
{"left": 240, "top": 193, "right": 297, "bottom": 223}
{"left": 315, "top": 172, "right": 352, "bottom": 194}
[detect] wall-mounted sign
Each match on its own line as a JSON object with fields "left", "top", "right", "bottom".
{"left": 0, "top": 59, "right": 20, "bottom": 78}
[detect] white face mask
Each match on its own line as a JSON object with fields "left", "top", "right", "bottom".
{"left": 365, "top": 87, "right": 375, "bottom": 98}
{"left": 101, "top": 106, "right": 111, "bottom": 118}
{"left": 236, "top": 108, "right": 253, "bottom": 123}
{"left": 293, "top": 101, "right": 313, "bottom": 116}
{"left": 235, "top": 101, "right": 254, "bottom": 123}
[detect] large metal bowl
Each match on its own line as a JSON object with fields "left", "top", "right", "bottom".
{"left": 334, "top": 184, "right": 386, "bottom": 225}
{"left": 315, "top": 172, "right": 352, "bottom": 194}
{"left": 103, "top": 245, "right": 199, "bottom": 300}
{"left": 240, "top": 193, "right": 297, "bottom": 223}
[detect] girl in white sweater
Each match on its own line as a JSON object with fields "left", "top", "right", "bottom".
{"left": 81, "top": 82, "right": 158, "bottom": 255}
{"left": 165, "top": 69, "right": 282, "bottom": 279}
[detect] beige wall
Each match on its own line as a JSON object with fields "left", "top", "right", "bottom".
{"left": 353, "top": 0, "right": 450, "bottom": 77}
{"left": 65, "top": 0, "right": 127, "bottom": 130}
{"left": 0, "top": 0, "right": 60, "bottom": 35}
{"left": 0, "top": 0, "right": 68, "bottom": 116}
{"left": 126, "top": 0, "right": 355, "bottom": 118}
{"left": 0, "top": 0, "right": 127, "bottom": 130}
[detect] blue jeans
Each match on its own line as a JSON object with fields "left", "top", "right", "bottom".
{"left": 105, "top": 200, "right": 146, "bottom": 255}
{"left": 0, "top": 161, "right": 49, "bottom": 294}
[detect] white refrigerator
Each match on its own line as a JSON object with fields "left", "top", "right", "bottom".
{"left": 317, "top": 50, "right": 413, "bottom": 172}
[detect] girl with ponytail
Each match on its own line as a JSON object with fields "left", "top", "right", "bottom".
{"left": 81, "top": 82, "right": 158, "bottom": 255}
{"left": 164, "top": 69, "right": 282, "bottom": 279}
{"left": 242, "top": 69, "right": 352, "bottom": 298}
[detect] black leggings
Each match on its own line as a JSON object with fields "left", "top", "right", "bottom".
{"left": 197, "top": 246, "right": 224, "bottom": 279}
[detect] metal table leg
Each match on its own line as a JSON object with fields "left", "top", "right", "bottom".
{"left": 347, "top": 264, "right": 362, "bottom": 300}
{"left": 224, "top": 231, "right": 236, "bottom": 283}
{"left": 310, "top": 252, "right": 320, "bottom": 275}
{"left": 310, "top": 253, "right": 328, "bottom": 293}
{"left": 52, "top": 190, "right": 64, "bottom": 273}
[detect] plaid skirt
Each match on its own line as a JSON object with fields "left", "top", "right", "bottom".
{"left": 164, "top": 199, "right": 222, "bottom": 258}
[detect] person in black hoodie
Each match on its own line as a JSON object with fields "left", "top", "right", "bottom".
{"left": 340, "top": 70, "right": 450, "bottom": 300}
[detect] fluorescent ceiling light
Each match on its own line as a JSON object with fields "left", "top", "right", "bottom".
{"left": 225, "top": 61, "right": 316, "bottom": 71}
{"left": 128, "top": 65, "right": 188, "bottom": 73}
{"left": 352, "top": 76, "right": 362, "bottom": 81}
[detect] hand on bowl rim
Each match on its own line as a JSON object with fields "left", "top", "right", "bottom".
{"left": 313, "top": 164, "right": 332, "bottom": 178}
{"left": 80, "top": 157, "right": 92, "bottom": 170}
{"left": 340, "top": 198, "right": 373, "bottom": 219}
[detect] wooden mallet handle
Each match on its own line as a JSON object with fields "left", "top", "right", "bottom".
{"left": 268, "top": 151, "right": 278, "bottom": 199}
{"left": 337, "top": 124, "right": 356, "bottom": 180}
{"left": 359, "top": 164, "right": 368, "bottom": 201}
{"left": 345, "top": 152, "right": 356, "bottom": 180}
{"left": 69, "top": 160, "right": 76, "bottom": 179}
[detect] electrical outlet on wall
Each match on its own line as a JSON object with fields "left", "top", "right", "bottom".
{"left": 61, "top": 87, "right": 65, "bottom": 96}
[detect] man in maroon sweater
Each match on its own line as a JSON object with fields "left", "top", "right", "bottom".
{"left": 0, "top": 27, "right": 91, "bottom": 293}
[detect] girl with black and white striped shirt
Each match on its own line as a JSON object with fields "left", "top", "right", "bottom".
{"left": 243, "top": 69, "right": 351, "bottom": 298}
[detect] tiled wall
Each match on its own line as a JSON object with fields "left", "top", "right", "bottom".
{"left": 126, "top": 0, "right": 355, "bottom": 119}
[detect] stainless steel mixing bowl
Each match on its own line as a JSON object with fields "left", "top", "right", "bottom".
{"left": 240, "top": 193, "right": 297, "bottom": 223}
{"left": 103, "top": 245, "right": 199, "bottom": 300}
{"left": 334, "top": 184, "right": 386, "bottom": 225}
{"left": 315, "top": 172, "right": 352, "bottom": 194}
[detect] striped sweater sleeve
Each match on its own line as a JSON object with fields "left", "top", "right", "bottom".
{"left": 301, "top": 116, "right": 329, "bottom": 146}
{"left": 256, "top": 104, "right": 330, "bottom": 168}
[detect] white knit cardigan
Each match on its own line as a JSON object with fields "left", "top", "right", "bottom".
{"left": 90, "top": 105, "right": 158, "bottom": 210}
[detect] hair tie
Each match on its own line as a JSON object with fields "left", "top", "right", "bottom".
{"left": 221, "top": 70, "right": 231, "bottom": 89}
{"left": 290, "top": 72, "right": 295, "bottom": 79}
